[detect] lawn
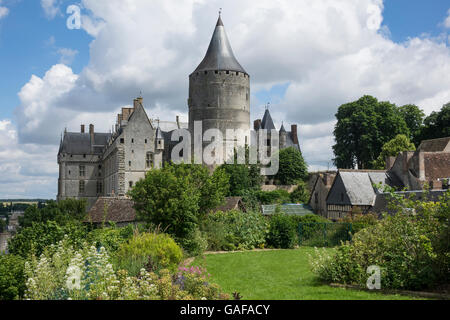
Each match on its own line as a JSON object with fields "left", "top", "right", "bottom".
{"left": 192, "top": 247, "right": 424, "bottom": 300}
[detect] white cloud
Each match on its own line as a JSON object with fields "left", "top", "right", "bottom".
{"left": 444, "top": 9, "right": 450, "bottom": 29}
{"left": 3, "top": 0, "right": 450, "bottom": 198}
{"left": 0, "top": 6, "right": 9, "bottom": 20}
{"left": 58, "top": 48, "right": 78, "bottom": 65}
{"left": 41, "top": 0, "right": 62, "bottom": 19}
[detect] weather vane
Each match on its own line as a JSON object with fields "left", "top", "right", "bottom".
{"left": 219, "top": 8, "right": 222, "bottom": 16}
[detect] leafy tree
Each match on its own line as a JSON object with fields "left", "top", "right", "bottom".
{"left": 221, "top": 164, "right": 262, "bottom": 196}
{"left": 333, "top": 95, "right": 410, "bottom": 169}
{"left": 0, "top": 218, "right": 6, "bottom": 233}
{"left": 372, "top": 134, "right": 416, "bottom": 169}
{"left": 0, "top": 255, "right": 26, "bottom": 300}
{"left": 8, "top": 221, "right": 87, "bottom": 259}
{"left": 398, "top": 104, "right": 425, "bottom": 146}
{"left": 274, "top": 147, "right": 308, "bottom": 185}
{"left": 290, "top": 181, "right": 310, "bottom": 204}
{"left": 128, "top": 165, "right": 200, "bottom": 241}
{"left": 418, "top": 103, "right": 450, "bottom": 143}
{"left": 19, "top": 199, "right": 87, "bottom": 228}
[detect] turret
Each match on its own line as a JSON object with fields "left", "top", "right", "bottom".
{"left": 279, "top": 123, "right": 287, "bottom": 149}
{"left": 188, "top": 14, "right": 250, "bottom": 164}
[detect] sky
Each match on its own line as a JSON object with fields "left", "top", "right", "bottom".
{"left": 0, "top": 0, "right": 450, "bottom": 199}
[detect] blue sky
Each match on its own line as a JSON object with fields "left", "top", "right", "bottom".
{"left": 0, "top": 0, "right": 449, "bottom": 199}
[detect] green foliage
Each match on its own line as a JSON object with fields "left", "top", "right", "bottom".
{"left": 86, "top": 224, "right": 142, "bottom": 254}
{"left": 0, "top": 255, "right": 26, "bottom": 300}
{"left": 19, "top": 199, "right": 87, "bottom": 228}
{"left": 0, "top": 218, "right": 6, "bottom": 233}
{"left": 129, "top": 163, "right": 229, "bottom": 251}
{"left": 290, "top": 181, "right": 310, "bottom": 204}
{"left": 372, "top": 134, "right": 416, "bottom": 169}
{"left": 398, "top": 104, "right": 425, "bottom": 146}
{"left": 339, "top": 211, "right": 379, "bottom": 234}
{"left": 266, "top": 213, "right": 297, "bottom": 249}
{"left": 202, "top": 210, "right": 268, "bottom": 251}
{"left": 256, "top": 189, "right": 291, "bottom": 205}
{"left": 220, "top": 164, "right": 262, "bottom": 196}
{"left": 8, "top": 221, "right": 88, "bottom": 259}
{"left": 333, "top": 95, "right": 410, "bottom": 169}
{"left": 419, "top": 103, "right": 450, "bottom": 142}
{"left": 274, "top": 147, "right": 308, "bottom": 185}
{"left": 176, "top": 228, "right": 208, "bottom": 257}
{"left": 311, "top": 191, "right": 450, "bottom": 290}
{"left": 129, "top": 164, "right": 200, "bottom": 241}
{"left": 113, "top": 232, "right": 183, "bottom": 276}
{"left": 23, "top": 238, "right": 227, "bottom": 300}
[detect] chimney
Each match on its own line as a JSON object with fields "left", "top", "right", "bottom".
{"left": 134, "top": 97, "right": 143, "bottom": 109}
{"left": 254, "top": 119, "right": 261, "bottom": 131}
{"left": 89, "top": 124, "right": 94, "bottom": 143}
{"left": 385, "top": 156, "right": 396, "bottom": 170}
{"left": 81, "top": 124, "right": 85, "bottom": 133}
{"left": 176, "top": 116, "right": 180, "bottom": 129}
{"left": 291, "top": 124, "right": 299, "bottom": 144}
{"left": 324, "top": 173, "right": 335, "bottom": 187}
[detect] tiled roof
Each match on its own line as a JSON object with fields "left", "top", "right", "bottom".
{"left": 85, "top": 197, "right": 136, "bottom": 224}
{"left": 214, "top": 197, "right": 245, "bottom": 212}
{"left": 418, "top": 137, "right": 450, "bottom": 152}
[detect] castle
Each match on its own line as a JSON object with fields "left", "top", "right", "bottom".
{"left": 57, "top": 15, "right": 301, "bottom": 209}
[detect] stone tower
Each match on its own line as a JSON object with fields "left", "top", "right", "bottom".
{"left": 188, "top": 14, "right": 250, "bottom": 164}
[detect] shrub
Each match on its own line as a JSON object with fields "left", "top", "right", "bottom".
{"left": 23, "top": 239, "right": 228, "bottom": 300}
{"left": 290, "top": 181, "right": 310, "bottom": 204}
{"left": 202, "top": 210, "right": 268, "bottom": 251}
{"left": 310, "top": 191, "right": 450, "bottom": 290}
{"left": 339, "top": 211, "right": 379, "bottom": 234}
{"left": 8, "top": 221, "right": 88, "bottom": 259}
{"left": 177, "top": 228, "right": 208, "bottom": 257}
{"left": 113, "top": 233, "right": 183, "bottom": 276}
{"left": 0, "top": 255, "right": 26, "bottom": 300}
{"left": 256, "top": 190, "right": 291, "bottom": 205}
{"left": 266, "top": 213, "right": 297, "bottom": 249}
{"left": 86, "top": 224, "right": 139, "bottom": 254}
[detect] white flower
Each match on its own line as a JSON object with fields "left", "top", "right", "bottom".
{"left": 65, "top": 265, "right": 82, "bottom": 290}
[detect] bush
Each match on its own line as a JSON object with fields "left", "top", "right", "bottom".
{"left": 266, "top": 213, "right": 297, "bottom": 249}
{"left": 113, "top": 233, "right": 183, "bottom": 276}
{"left": 310, "top": 191, "right": 450, "bottom": 290}
{"left": 256, "top": 190, "right": 291, "bottom": 205}
{"left": 23, "top": 239, "right": 228, "bottom": 300}
{"left": 8, "top": 221, "right": 88, "bottom": 259}
{"left": 0, "top": 255, "right": 26, "bottom": 300}
{"left": 202, "top": 210, "right": 268, "bottom": 251}
{"left": 290, "top": 181, "right": 310, "bottom": 204}
{"left": 86, "top": 224, "right": 141, "bottom": 254}
{"left": 177, "top": 228, "right": 208, "bottom": 257}
{"left": 339, "top": 211, "right": 379, "bottom": 234}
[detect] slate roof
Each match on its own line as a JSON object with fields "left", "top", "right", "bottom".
{"left": 193, "top": 16, "right": 247, "bottom": 74}
{"left": 85, "top": 197, "right": 136, "bottom": 224}
{"left": 329, "top": 170, "right": 397, "bottom": 206}
{"left": 59, "top": 132, "right": 111, "bottom": 155}
{"left": 261, "top": 109, "right": 276, "bottom": 130}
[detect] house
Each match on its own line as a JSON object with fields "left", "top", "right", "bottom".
{"left": 325, "top": 170, "right": 401, "bottom": 220}
{"left": 85, "top": 197, "right": 137, "bottom": 227}
{"left": 308, "top": 171, "right": 337, "bottom": 218}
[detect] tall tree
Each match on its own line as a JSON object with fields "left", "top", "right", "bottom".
{"left": 372, "top": 134, "right": 416, "bottom": 169}
{"left": 398, "top": 104, "right": 425, "bottom": 146}
{"left": 418, "top": 103, "right": 450, "bottom": 143}
{"left": 274, "top": 147, "right": 308, "bottom": 185}
{"left": 333, "top": 95, "right": 410, "bottom": 169}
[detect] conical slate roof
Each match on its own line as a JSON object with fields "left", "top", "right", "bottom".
{"left": 193, "top": 16, "right": 246, "bottom": 74}
{"left": 261, "top": 109, "right": 276, "bottom": 130}
{"left": 280, "top": 123, "right": 286, "bottom": 133}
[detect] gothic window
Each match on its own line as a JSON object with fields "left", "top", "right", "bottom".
{"left": 129, "top": 181, "right": 133, "bottom": 188}
{"left": 79, "top": 165, "right": 85, "bottom": 177}
{"left": 79, "top": 180, "right": 85, "bottom": 194}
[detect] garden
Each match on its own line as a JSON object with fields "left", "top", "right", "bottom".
{"left": 0, "top": 157, "right": 448, "bottom": 300}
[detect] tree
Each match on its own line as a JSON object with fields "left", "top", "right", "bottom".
{"left": 333, "top": 95, "right": 410, "bottom": 169}
{"left": 372, "top": 134, "right": 416, "bottom": 169}
{"left": 274, "top": 147, "right": 308, "bottom": 185}
{"left": 0, "top": 255, "right": 26, "bottom": 300}
{"left": 398, "top": 104, "right": 425, "bottom": 146}
{"left": 290, "top": 181, "right": 310, "bottom": 204}
{"left": 418, "top": 103, "right": 450, "bottom": 143}
{"left": 18, "top": 199, "right": 86, "bottom": 229}
{"left": 129, "top": 165, "right": 200, "bottom": 240}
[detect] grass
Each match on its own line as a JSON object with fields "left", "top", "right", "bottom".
{"left": 192, "top": 247, "right": 424, "bottom": 300}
